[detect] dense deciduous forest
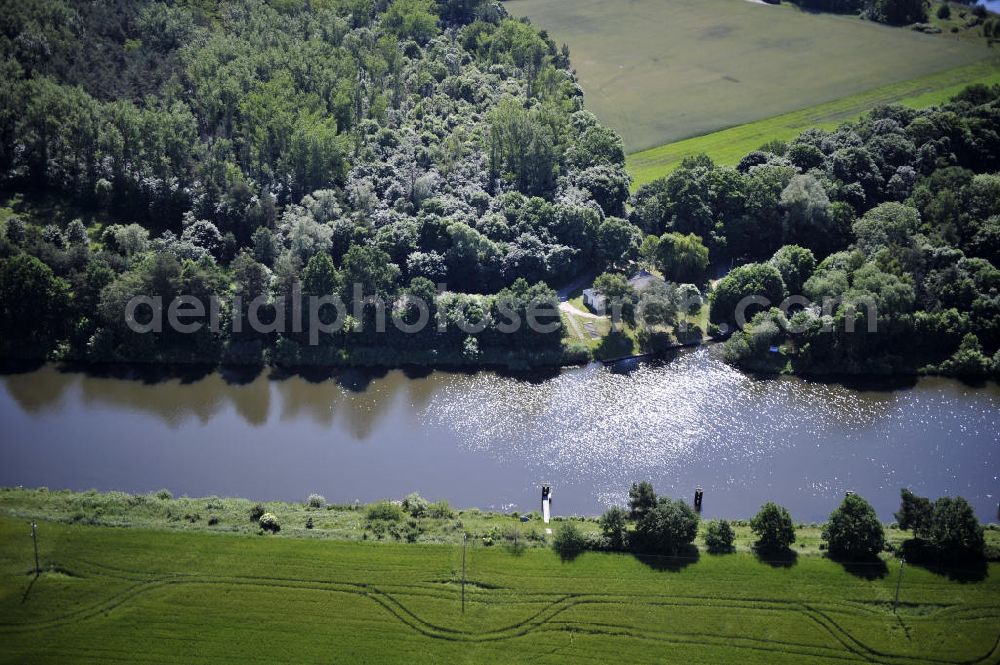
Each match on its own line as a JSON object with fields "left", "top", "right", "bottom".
{"left": 0, "top": 0, "right": 634, "bottom": 367}
{"left": 627, "top": 86, "right": 1000, "bottom": 376}
{"left": 1, "top": 0, "right": 999, "bottom": 377}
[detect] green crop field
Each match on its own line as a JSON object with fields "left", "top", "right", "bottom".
{"left": 2, "top": 513, "right": 999, "bottom": 664}
{"left": 504, "top": 0, "right": 994, "bottom": 154}
{"left": 626, "top": 59, "right": 1000, "bottom": 187}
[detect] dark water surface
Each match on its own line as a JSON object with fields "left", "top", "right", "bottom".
{"left": 1, "top": 350, "right": 997, "bottom": 522}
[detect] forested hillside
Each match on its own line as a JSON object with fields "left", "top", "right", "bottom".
{"left": 0, "top": 0, "right": 633, "bottom": 367}
{"left": 627, "top": 86, "right": 1000, "bottom": 376}
{"left": 2, "top": 0, "right": 999, "bottom": 376}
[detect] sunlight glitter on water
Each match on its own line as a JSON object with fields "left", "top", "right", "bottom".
{"left": 428, "top": 350, "right": 870, "bottom": 479}
{"left": 2, "top": 350, "right": 997, "bottom": 520}
{"left": 422, "top": 349, "right": 999, "bottom": 517}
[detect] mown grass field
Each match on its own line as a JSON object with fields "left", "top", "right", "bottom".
{"left": 626, "top": 59, "right": 1000, "bottom": 187}
{"left": 2, "top": 489, "right": 999, "bottom": 664}
{"left": 505, "top": 0, "right": 992, "bottom": 155}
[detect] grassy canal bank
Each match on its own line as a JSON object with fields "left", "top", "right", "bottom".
{"left": 2, "top": 486, "right": 997, "bottom": 552}
{"left": 1, "top": 487, "right": 999, "bottom": 664}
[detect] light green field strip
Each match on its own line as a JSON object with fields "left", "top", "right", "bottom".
{"left": 626, "top": 58, "right": 1000, "bottom": 188}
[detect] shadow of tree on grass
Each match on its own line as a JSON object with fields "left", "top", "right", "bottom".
{"left": 899, "top": 539, "right": 989, "bottom": 583}
{"left": 631, "top": 544, "right": 700, "bottom": 572}
{"left": 828, "top": 555, "right": 889, "bottom": 580}
{"left": 754, "top": 547, "right": 798, "bottom": 568}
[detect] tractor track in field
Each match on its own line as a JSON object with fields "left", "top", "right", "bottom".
{"left": 4, "top": 558, "right": 1000, "bottom": 664}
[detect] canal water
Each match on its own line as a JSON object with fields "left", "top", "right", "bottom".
{"left": 1, "top": 349, "right": 997, "bottom": 522}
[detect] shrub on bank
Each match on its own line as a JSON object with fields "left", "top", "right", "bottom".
{"left": 402, "top": 492, "right": 429, "bottom": 517}
{"left": 427, "top": 500, "right": 455, "bottom": 519}
{"left": 306, "top": 494, "right": 326, "bottom": 509}
{"left": 259, "top": 513, "right": 280, "bottom": 533}
{"left": 562, "top": 340, "right": 592, "bottom": 365}
{"left": 552, "top": 522, "right": 587, "bottom": 561}
{"left": 704, "top": 519, "right": 736, "bottom": 554}
{"left": 367, "top": 501, "right": 404, "bottom": 522}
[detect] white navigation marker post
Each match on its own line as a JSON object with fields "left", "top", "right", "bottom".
{"left": 541, "top": 484, "right": 552, "bottom": 534}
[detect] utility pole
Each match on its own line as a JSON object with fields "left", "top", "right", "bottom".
{"left": 461, "top": 533, "right": 467, "bottom": 615}
{"left": 30, "top": 522, "right": 39, "bottom": 577}
{"left": 893, "top": 557, "right": 905, "bottom": 613}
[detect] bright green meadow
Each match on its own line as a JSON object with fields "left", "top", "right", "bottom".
{"left": 626, "top": 59, "right": 1000, "bottom": 186}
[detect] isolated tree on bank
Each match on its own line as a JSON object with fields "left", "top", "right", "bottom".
{"left": 401, "top": 493, "right": 429, "bottom": 517}
{"left": 750, "top": 502, "right": 796, "bottom": 552}
{"left": 823, "top": 494, "right": 885, "bottom": 559}
{"left": 633, "top": 498, "right": 699, "bottom": 555}
{"left": 628, "top": 481, "right": 657, "bottom": 520}
{"left": 895, "top": 490, "right": 984, "bottom": 560}
{"left": 895, "top": 488, "right": 933, "bottom": 538}
{"left": 259, "top": 512, "right": 280, "bottom": 533}
{"left": 599, "top": 506, "right": 629, "bottom": 551}
{"left": 927, "top": 496, "right": 984, "bottom": 559}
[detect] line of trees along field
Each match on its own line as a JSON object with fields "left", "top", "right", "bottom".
{"left": 554, "top": 482, "right": 990, "bottom": 572}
